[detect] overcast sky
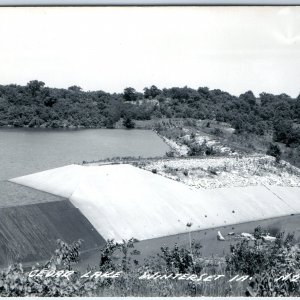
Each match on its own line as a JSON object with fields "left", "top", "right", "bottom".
{"left": 0, "top": 6, "right": 299, "bottom": 97}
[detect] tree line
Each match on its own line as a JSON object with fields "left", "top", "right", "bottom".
{"left": 0, "top": 80, "right": 299, "bottom": 148}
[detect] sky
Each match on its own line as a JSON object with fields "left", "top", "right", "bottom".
{"left": 0, "top": 6, "right": 299, "bottom": 97}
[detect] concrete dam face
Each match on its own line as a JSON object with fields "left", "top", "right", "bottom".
{"left": 10, "top": 164, "right": 300, "bottom": 242}
{"left": 0, "top": 199, "right": 105, "bottom": 267}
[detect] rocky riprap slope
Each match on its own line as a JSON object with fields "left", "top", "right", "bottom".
{"left": 140, "top": 155, "right": 300, "bottom": 189}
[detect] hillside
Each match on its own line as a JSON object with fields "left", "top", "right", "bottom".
{"left": 1, "top": 82, "right": 299, "bottom": 164}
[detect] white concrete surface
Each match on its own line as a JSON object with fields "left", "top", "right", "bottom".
{"left": 11, "top": 164, "right": 86, "bottom": 198}
{"left": 10, "top": 164, "right": 300, "bottom": 242}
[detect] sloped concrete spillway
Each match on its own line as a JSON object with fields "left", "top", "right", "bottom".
{"left": 0, "top": 200, "right": 105, "bottom": 266}
{"left": 10, "top": 164, "right": 300, "bottom": 242}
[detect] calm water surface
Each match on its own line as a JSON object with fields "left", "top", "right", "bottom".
{"left": 0, "top": 128, "right": 170, "bottom": 206}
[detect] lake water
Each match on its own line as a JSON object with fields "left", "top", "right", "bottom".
{"left": 0, "top": 128, "right": 170, "bottom": 207}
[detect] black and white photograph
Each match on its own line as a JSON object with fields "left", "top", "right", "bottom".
{"left": 0, "top": 5, "right": 300, "bottom": 297}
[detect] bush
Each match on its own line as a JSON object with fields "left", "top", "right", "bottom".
{"left": 123, "top": 117, "right": 135, "bottom": 129}
{"left": 0, "top": 240, "right": 87, "bottom": 296}
{"left": 273, "top": 119, "right": 293, "bottom": 144}
{"left": 187, "top": 141, "right": 205, "bottom": 156}
{"left": 99, "top": 239, "right": 120, "bottom": 271}
{"left": 243, "top": 230, "right": 300, "bottom": 296}
{"left": 205, "top": 146, "right": 216, "bottom": 156}
{"left": 159, "top": 242, "right": 203, "bottom": 274}
{"left": 165, "top": 150, "right": 175, "bottom": 157}
{"left": 266, "top": 143, "right": 281, "bottom": 163}
{"left": 212, "top": 128, "right": 223, "bottom": 136}
{"left": 47, "top": 239, "right": 82, "bottom": 270}
{"left": 226, "top": 229, "right": 299, "bottom": 276}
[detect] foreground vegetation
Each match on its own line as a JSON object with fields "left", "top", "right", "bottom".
{"left": 0, "top": 227, "right": 300, "bottom": 297}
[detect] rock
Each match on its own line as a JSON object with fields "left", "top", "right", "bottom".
{"left": 262, "top": 235, "right": 276, "bottom": 242}
{"left": 241, "top": 232, "right": 255, "bottom": 240}
{"left": 217, "top": 231, "right": 225, "bottom": 241}
{"left": 228, "top": 232, "right": 235, "bottom": 236}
